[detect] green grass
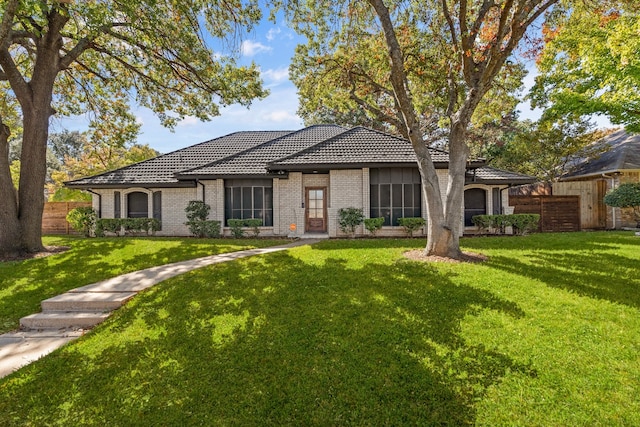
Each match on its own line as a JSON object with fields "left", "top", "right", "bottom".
{"left": 0, "top": 236, "right": 288, "bottom": 333}
{"left": 1, "top": 232, "right": 639, "bottom": 425}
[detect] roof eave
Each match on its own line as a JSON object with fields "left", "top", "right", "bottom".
{"left": 65, "top": 181, "right": 197, "bottom": 189}
{"left": 267, "top": 161, "right": 452, "bottom": 171}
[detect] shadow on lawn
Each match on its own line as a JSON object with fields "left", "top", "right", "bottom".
{"left": 488, "top": 250, "right": 640, "bottom": 309}
{"left": 0, "top": 237, "right": 279, "bottom": 333}
{"left": 1, "top": 250, "right": 534, "bottom": 426}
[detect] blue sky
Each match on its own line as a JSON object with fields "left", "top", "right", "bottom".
{"left": 57, "top": 17, "right": 308, "bottom": 154}
{"left": 55, "top": 12, "right": 608, "bottom": 155}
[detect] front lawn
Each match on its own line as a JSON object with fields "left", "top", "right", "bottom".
{"left": 1, "top": 232, "right": 639, "bottom": 425}
{"left": 0, "top": 236, "right": 288, "bottom": 334}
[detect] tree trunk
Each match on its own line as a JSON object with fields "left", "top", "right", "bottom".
{"left": 0, "top": 120, "right": 23, "bottom": 257}
{"left": 16, "top": 105, "right": 52, "bottom": 253}
{"left": 0, "top": 9, "right": 64, "bottom": 256}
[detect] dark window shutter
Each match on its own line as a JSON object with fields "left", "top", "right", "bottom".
{"left": 153, "top": 191, "right": 162, "bottom": 230}
{"left": 114, "top": 192, "right": 121, "bottom": 218}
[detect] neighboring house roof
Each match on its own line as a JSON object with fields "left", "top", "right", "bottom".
{"left": 467, "top": 166, "right": 537, "bottom": 185}
{"left": 66, "top": 125, "right": 534, "bottom": 188}
{"left": 65, "top": 131, "right": 292, "bottom": 188}
{"left": 561, "top": 130, "right": 640, "bottom": 180}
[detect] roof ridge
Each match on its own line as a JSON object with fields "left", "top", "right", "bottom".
{"left": 265, "top": 125, "right": 357, "bottom": 167}
{"left": 175, "top": 125, "right": 348, "bottom": 177}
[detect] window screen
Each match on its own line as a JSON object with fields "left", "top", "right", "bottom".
{"left": 370, "top": 168, "right": 422, "bottom": 226}
{"left": 224, "top": 179, "right": 273, "bottom": 226}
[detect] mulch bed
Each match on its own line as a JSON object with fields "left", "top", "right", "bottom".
{"left": 0, "top": 246, "right": 70, "bottom": 262}
{"left": 403, "top": 249, "right": 488, "bottom": 264}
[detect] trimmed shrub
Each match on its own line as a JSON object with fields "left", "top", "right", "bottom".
{"left": 338, "top": 207, "right": 364, "bottom": 237}
{"left": 185, "top": 200, "right": 210, "bottom": 222}
{"left": 245, "top": 218, "right": 263, "bottom": 237}
{"left": 94, "top": 218, "right": 160, "bottom": 237}
{"left": 604, "top": 183, "right": 640, "bottom": 227}
{"left": 185, "top": 200, "right": 218, "bottom": 237}
{"left": 471, "top": 214, "right": 540, "bottom": 235}
{"left": 364, "top": 217, "right": 385, "bottom": 236}
{"left": 228, "top": 219, "right": 246, "bottom": 238}
{"left": 398, "top": 217, "right": 426, "bottom": 237}
{"left": 96, "top": 218, "right": 122, "bottom": 237}
{"left": 510, "top": 214, "right": 540, "bottom": 235}
{"left": 66, "top": 207, "right": 97, "bottom": 237}
{"left": 471, "top": 215, "right": 494, "bottom": 234}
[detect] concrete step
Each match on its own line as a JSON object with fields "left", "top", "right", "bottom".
{"left": 20, "top": 312, "right": 110, "bottom": 330}
{"left": 41, "top": 291, "right": 136, "bottom": 312}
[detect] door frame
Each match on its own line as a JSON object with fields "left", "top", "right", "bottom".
{"left": 305, "top": 186, "right": 327, "bottom": 233}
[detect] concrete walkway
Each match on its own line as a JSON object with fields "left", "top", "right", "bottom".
{"left": 0, "top": 239, "right": 318, "bottom": 379}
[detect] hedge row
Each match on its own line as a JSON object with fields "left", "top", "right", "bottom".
{"left": 472, "top": 214, "right": 540, "bottom": 235}
{"left": 95, "top": 218, "right": 161, "bottom": 237}
{"left": 227, "top": 219, "right": 263, "bottom": 238}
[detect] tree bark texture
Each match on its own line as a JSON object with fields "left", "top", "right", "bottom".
{"left": 0, "top": 8, "right": 66, "bottom": 256}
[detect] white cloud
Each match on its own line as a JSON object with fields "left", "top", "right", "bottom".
{"left": 241, "top": 40, "right": 272, "bottom": 57}
{"left": 177, "top": 116, "right": 199, "bottom": 127}
{"left": 262, "top": 110, "right": 298, "bottom": 123}
{"left": 266, "top": 27, "right": 281, "bottom": 41}
{"left": 261, "top": 67, "right": 290, "bottom": 84}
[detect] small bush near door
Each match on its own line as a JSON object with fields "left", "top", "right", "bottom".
{"left": 338, "top": 208, "right": 364, "bottom": 237}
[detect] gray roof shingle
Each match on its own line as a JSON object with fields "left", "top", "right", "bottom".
{"left": 468, "top": 166, "right": 536, "bottom": 184}
{"left": 66, "top": 125, "right": 532, "bottom": 188}
{"left": 268, "top": 126, "right": 455, "bottom": 169}
{"left": 177, "top": 125, "right": 347, "bottom": 178}
{"left": 66, "top": 131, "right": 292, "bottom": 188}
{"left": 562, "top": 130, "right": 640, "bottom": 179}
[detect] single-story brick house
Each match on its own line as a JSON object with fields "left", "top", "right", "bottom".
{"left": 66, "top": 125, "right": 535, "bottom": 237}
{"left": 558, "top": 129, "right": 640, "bottom": 229}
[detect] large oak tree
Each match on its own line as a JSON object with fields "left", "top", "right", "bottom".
{"left": 0, "top": 0, "right": 267, "bottom": 256}
{"left": 283, "top": 0, "right": 558, "bottom": 258}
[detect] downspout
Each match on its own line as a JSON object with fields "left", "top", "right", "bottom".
{"left": 602, "top": 173, "right": 616, "bottom": 228}
{"left": 86, "top": 189, "right": 102, "bottom": 218}
{"left": 197, "top": 180, "right": 206, "bottom": 204}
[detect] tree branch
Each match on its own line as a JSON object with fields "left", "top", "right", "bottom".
{"left": 0, "top": 0, "right": 19, "bottom": 47}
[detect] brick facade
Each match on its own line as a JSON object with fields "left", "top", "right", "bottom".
{"left": 89, "top": 169, "right": 515, "bottom": 237}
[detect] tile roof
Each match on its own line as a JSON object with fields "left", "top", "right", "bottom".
{"left": 66, "top": 125, "right": 531, "bottom": 188}
{"left": 468, "top": 166, "right": 536, "bottom": 184}
{"left": 561, "top": 130, "right": 640, "bottom": 179}
{"left": 66, "top": 131, "right": 292, "bottom": 187}
{"left": 177, "top": 125, "right": 347, "bottom": 178}
{"left": 268, "top": 126, "right": 452, "bottom": 169}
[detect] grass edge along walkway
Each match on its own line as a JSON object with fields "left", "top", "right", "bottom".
{"left": 0, "top": 239, "right": 319, "bottom": 378}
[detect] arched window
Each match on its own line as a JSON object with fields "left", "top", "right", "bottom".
{"left": 127, "top": 192, "right": 148, "bottom": 218}
{"left": 464, "top": 188, "right": 486, "bottom": 226}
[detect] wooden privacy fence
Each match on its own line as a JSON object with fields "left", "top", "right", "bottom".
{"left": 509, "top": 195, "right": 581, "bottom": 232}
{"left": 42, "top": 202, "right": 92, "bottom": 235}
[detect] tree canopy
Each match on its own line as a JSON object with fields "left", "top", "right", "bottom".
{"left": 488, "top": 118, "right": 608, "bottom": 181}
{"left": 282, "top": 0, "right": 558, "bottom": 258}
{"left": 0, "top": 0, "right": 267, "bottom": 255}
{"left": 530, "top": 2, "right": 640, "bottom": 131}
